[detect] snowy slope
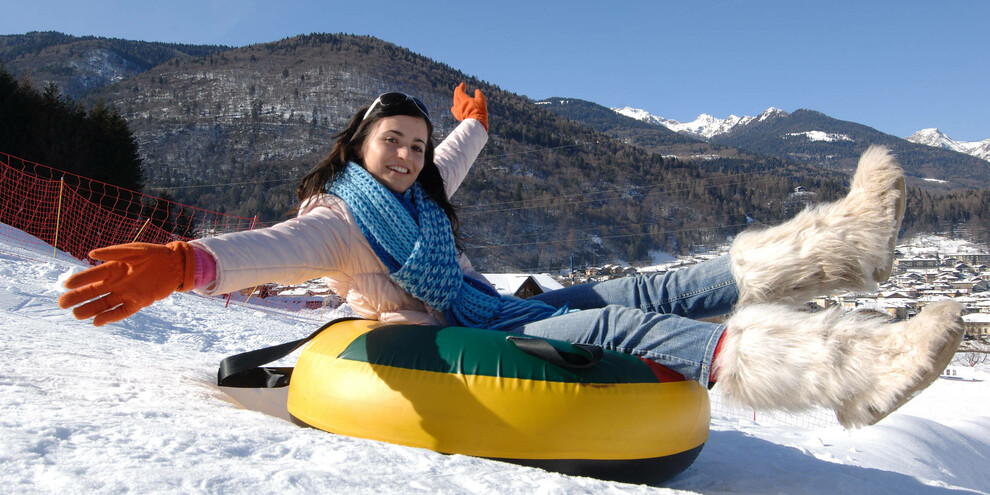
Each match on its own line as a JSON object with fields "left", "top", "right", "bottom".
{"left": 3, "top": 222, "right": 990, "bottom": 494}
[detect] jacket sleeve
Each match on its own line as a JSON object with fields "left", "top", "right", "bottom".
{"left": 434, "top": 119, "right": 488, "bottom": 199}
{"left": 189, "top": 205, "right": 352, "bottom": 296}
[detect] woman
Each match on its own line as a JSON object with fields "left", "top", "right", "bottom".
{"left": 59, "top": 83, "right": 964, "bottom": 429}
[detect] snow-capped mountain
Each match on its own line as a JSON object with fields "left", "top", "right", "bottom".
{"left": 616, "top": 108, "right": 990, "bottom": 165}
{"left": 605, "top": 105, "right": 988, "bottom": 189}
{"left": 906, "top": 128, "right": 990, "bottom": 162}
{"left": 613, "top": 106, "right": 788, "bottom": 141}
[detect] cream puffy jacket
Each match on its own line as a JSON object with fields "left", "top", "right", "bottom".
{"left": 190, "top": 119, "right": 488, "bottom": 325}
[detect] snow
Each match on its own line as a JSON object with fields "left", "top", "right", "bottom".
{"left": 3, "top": 221, "right": 990, "bottom": 494}
{"left": 900, "top": 234, "right": 985, "bottom": 256}
{"left": 785, "top": 131, "right": 854, "bottom": 143}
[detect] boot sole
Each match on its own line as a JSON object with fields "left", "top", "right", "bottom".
{"left": 859, "top": 306, "right": 964, "bottom": 427}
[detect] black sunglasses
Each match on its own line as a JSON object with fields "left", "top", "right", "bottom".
{"left": 362, "top": 92, "right": 431, "bottom": 122}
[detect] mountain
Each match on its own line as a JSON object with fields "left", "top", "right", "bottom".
{"left": 539, "top": 98, "right": 786, "bottom": 164}
{"left": 614, "top": 107, "right": 787, "bottom": 141}
{"left": 0, "top": 31, "right": 229, "bottom": 99}
{"left": 613, "top": 106, "right": 989, "bottom": 191}
{"left": 3, "top": 32, "right": 988, "bottom": 268}
{"left": 906, "top": 128, "right": 990, "bottom": 162}
{"left": 5, "top": 32, "right": 859, "bottom": 271}
{"left": 713, "top": 109, "right": 989, "bottom": 191}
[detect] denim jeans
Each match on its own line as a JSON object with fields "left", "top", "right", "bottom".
{"left": 512, "top": 255, "right": 737, "bottom": 384}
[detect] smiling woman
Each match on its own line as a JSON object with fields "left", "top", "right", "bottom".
{"left": 60, "top": 80, "right": 965, "bottom": 476}
{"left": 358, "top": 115, "right": 429, "bottom": 193}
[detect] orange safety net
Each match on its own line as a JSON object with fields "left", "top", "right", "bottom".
{"left": 0, "top": 151, "right": 262, "bottom": 260}
{"left": 0, "top": 151, "right": 340, "bottom": 321}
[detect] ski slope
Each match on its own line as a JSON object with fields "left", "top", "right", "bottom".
{"left": 2, "top": 222, "right": 989, "bottom": 494}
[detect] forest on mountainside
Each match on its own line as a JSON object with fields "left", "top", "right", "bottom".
{"left": 2, "top": 33, "right": 988, "bottom": 271}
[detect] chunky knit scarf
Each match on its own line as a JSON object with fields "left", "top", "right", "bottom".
{"left": 328, "top": 162, "right": 563, "bottom": 331}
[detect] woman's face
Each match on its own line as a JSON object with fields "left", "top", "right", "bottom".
{"left": 358, "top": 115, "right": 429, "bottom": 194}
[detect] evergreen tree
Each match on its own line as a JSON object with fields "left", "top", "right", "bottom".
{"left": 0, "top": 64, "right": 143, "bottom": 192}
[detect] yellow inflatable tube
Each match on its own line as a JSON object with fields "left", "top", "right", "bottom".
{"left": 286, "top": 319, "right": 710, "bottom": 483}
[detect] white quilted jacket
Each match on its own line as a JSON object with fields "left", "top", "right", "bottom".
{"left": 191, "top": 119, "right": 488, "bottom": 325}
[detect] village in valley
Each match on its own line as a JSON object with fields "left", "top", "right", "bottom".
{"left": 252, "top": 235, "right": 990, "bottom": 361}
{"left": 582, "top": 240, "right": 990, "bottom": 348}
{"left": 515, "top": 236, "right": 990, "bottom": 361}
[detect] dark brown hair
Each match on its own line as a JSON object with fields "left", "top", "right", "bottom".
{"left": 297, "top": 97, "right": 462, "bottom": 248}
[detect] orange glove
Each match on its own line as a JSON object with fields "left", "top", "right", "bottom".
{"left": 58, "top": 241, "right": 196, "bottom": 326}
{"left": 450, "top": 82, "right": 488, "bottom": 131}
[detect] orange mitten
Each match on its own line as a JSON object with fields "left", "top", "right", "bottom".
{"left": 58, "top": 241, "right": 196, "bottom": 326}
{"left": 450, "top": 82, "right": 488, "bottom": 131}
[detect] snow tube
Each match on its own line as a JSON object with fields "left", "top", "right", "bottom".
{"left": 286, "top": 319, "right": 710, "bottom": 483}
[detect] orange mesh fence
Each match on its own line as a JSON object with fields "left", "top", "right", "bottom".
{"left": 0, "top": 151, "right": 340, "bottom": 322}
{"left": 0, "top": 152, "right": 262, "bottom": 259}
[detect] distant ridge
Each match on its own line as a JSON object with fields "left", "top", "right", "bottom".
{"left": 906, "top": 128, "right": 990, "bottom": 162}
{"left": 609, "top": 105, "right": 989, "bottom": 190}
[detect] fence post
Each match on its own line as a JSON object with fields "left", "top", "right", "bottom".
{"left": 133, "top": 218, "right": 151, "bottom": 242}
{"left": 241, "top": 216, "right": 261, "bottom": 308}
{"left": 53, "top": 177, "right": 64, "bottom": 258}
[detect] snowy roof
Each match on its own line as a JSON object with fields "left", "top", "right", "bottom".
{"left": 872, "top": 297, "right": 916, "bottom": 307}
{"left": 482, "top": 273, "right": 564, "bottom": 296}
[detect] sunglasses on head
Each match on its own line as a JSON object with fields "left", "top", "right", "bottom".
{"left": 362, "top": 92, "right": 431, "bottom": 122}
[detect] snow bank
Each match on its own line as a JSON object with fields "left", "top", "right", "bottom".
{"left": 2, "top": 223, "right": 989, "bottom": 494}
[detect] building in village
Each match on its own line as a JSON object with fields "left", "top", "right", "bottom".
{"left": 483, "top": 273, "right": 565, "bottom": 299}
{"left": 964, "top": 313, "right": 990, "bottom": 340}
{"left": 818, "top": 251, "right": 990, "bottom": 340}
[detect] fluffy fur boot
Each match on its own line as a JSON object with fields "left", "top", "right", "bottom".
{"left": 730, "top": 145, "right": 906, "bottom": 307}
{"left": 714, "top": 300, "right": 964, "bottom": 429}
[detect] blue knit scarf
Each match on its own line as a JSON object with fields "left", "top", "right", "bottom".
{"left": 328, "top": 162, "right": 563, "bottom": 331}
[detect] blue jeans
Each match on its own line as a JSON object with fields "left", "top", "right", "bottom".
{"left": 512, "top": 255, "right": 737, "bottom": 384}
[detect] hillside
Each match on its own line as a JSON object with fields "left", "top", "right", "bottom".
{"left": 2, "top": 32, "right": 987, "bottom": 270}
{"left": 3, "top": 33, "right": 853, "bottom": 271}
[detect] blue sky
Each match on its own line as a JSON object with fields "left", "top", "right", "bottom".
{"left": 4, "top": 0, "right": 989, "bottom": 141}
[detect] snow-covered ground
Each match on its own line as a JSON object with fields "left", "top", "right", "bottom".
{"left": 3, "top": 222, "right": 990, "bottom": 494}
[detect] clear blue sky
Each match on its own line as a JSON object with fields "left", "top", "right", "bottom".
{"left": 4, "top": 0, "right": 989, "bottom": 141}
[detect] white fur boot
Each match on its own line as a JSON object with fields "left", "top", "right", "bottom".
{"left": 730, "top": 145, "right": 906, "bottom": 307}
{"left": 714, "top": 300, "right": 964, "bottom": 429}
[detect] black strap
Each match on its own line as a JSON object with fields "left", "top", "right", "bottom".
{"left": 217, "top": 318, "right": 362, "bottom": 388}
{"left": 506, "top": 335, "right": 604, "bottom": 370}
